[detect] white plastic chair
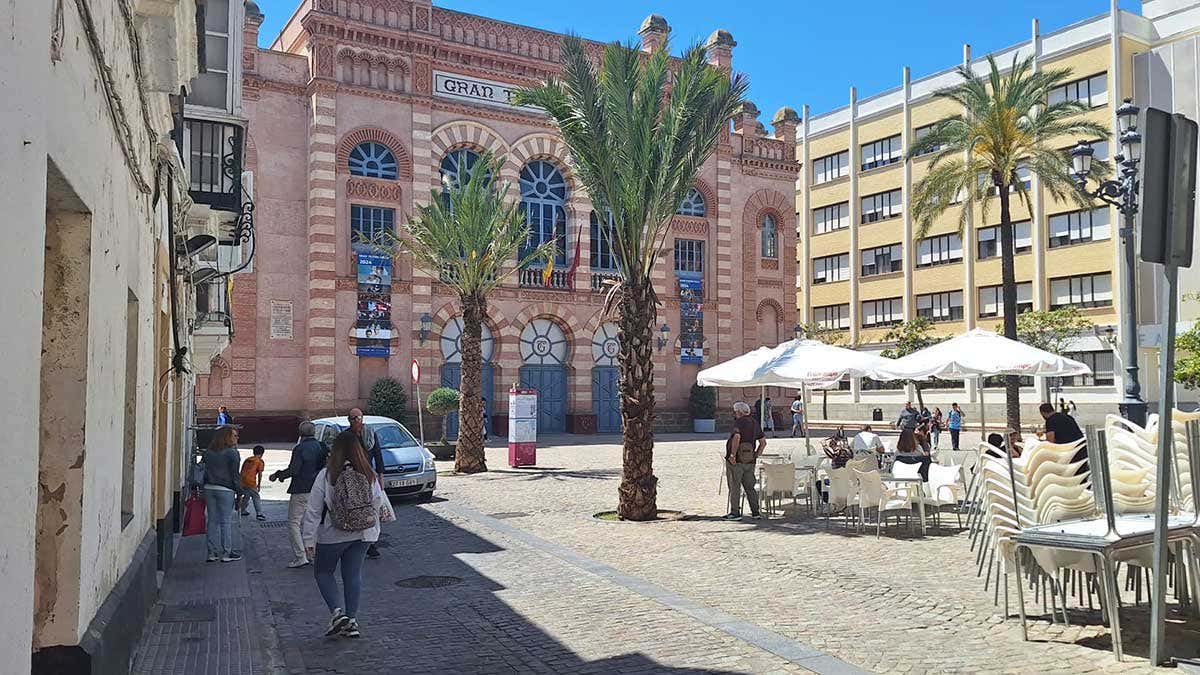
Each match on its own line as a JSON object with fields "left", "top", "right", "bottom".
{"left": 854, "top": 469, "right": 913, "bottom": 538}
{"left": 760, "top": 462, "right": 795, "bottom": 518}
{"left": 925, "top": 463, "right": 965, "bottom": 529}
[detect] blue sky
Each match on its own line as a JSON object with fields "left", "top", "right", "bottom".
{"left": 253, "top": 0, "right": 1140, "bottom": 121}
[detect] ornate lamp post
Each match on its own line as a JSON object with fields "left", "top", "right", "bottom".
{"left": 1069, "top": 98, "right": 1147, "bottom": 427}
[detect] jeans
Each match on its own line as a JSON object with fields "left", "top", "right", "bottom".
{"left": 313, "top": 540, "right": 370, "bottom": 617}
{"left": 950, "top": 428, "right": 961, "bottom": 450}
{"left": 791, "top": 413, "right": 803, "bottom": 436}
{"left": 204, "top": 487, "right": 240, "bottom": 557}
{"left": 726, "top": 462, "right": 760, "bottom": 516}
{"left": 287, "top": 493, "right": 309, "bottom": 562}
{"left": 930, "top": 427, "right": 941, "bottom": 449}
{"left": 239, "top": 487, "right": 262, "bottom": 516}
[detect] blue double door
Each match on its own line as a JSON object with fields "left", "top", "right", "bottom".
{"left": 440, "top": 363, "right": 494, "bottom": 439}
{"left": 592, "top": 366, "right": 621, "bottom": 433}
{"left": 518, "top": 365, "right": 567, "bottom": 434}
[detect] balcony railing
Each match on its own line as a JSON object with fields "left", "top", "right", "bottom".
{"left": 183, "top": 118, "right": 244, "bottom": 212}
{"left": 519, "top": 267, "right": 573, "bottom": 290}
{"left": 195, "top": 278, "right": 232, "bottom": 333}
{"left": 591, "top": 270, "right": 620, "bottom": 292}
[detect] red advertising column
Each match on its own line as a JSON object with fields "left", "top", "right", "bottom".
{"left": 507, "top": 387, "right": 537, "bottom": 467}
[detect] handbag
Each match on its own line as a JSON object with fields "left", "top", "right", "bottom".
{"left": 379, "top": 499, "right": 397, "bottom": 524}
{"left": 182, "top": 491, "right": 207, "bottom": 536}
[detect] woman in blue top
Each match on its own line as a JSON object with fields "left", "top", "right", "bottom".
{"left": 947, "top": 402, "right": 964, "bottom": 450}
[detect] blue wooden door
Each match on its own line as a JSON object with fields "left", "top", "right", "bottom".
{"left": 592, "top": 366, "right": 621, "bottom": 433}
{"left": 440, "top": 363, "right": 493, "bottom": 439}
{"left": 519, "top": 365, "right": 567, "bottom": 434}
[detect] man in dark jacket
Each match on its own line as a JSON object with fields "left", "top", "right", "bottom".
{"left": 270, "top": 421, "right": 327, "bottom": 568}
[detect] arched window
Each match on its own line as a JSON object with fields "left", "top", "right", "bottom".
{"left": 439, "top": 148, "right": 481, "bottom": 190}
{"left": 677, "top": 187, "right": 706, "bottom": 217}
{"left": 589, "top": 211, "right": 617, "bottom": 271}
{"left": 348, "top": 142, "right": 398, "bottom": 179}
{"left": 761, "top": 213, "right": 779, "bottom": 259}
{"left": 519, "top": 160, "right": 567, "bottom": 263}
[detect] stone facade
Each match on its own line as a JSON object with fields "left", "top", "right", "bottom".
{"left": 201, "top": 2, "right": 800, "bottom": 436}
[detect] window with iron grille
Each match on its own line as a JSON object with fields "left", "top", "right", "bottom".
{"left": 1061, "top": 351, "right": 1115, "bottom": 386}
{"left": 761, "top": 214, "right": 779, "bottom": 258}
{"left": 1050, "top": 273, "right": 1112, "bottom": 309}
{"left": 1048, "top": 72, "right": 1108, "bottom": 108}
{"left": 812, "top": 150, "right": 849, "bottom": 185}
{"left": 860, "top": 243, "right": 902, "bottom": 277}
{"left": 813, "top": 304, "right": 850, "bottom": 331}
{"left": 861, "top": 134, "right": 902, "bottom": 171}
{"left": 811, "top": 253, "right": 849, "bottom": 284}
{"left": 861, "top": 297, "right": 903, "bottom": 328}
{"left": 916, "top": 233, "right": 962, "bottom": 267}
{"left": 977, "top": 221, "right": 1032, "bottom": 259}
{"left": 519, "top": 160, "right": 568, "bottom": 264}
{"left": 590, "top": 211, "right": 617, "bottom": 271}
{"left": 674, "top": 239, "right": 705, "bottom": 273}
{"left": 677, "top": 188, "right": 706, "bottom": 217}
{"left": 348, "top": 142, "right": 398, "bottom": 179}
{"left": 916, "top": 290, "right": 964, "bottom": 322}
{"left": 1049, "top": 207, "right": 1111, "bottom": 248}
{"left": 350, "top": 204, "right": 394, "bottom": 249}
{"left": 861, "top": 189, "right": 901, "bottom": 224}
{"left": 977, "top": 283, "right": 1033, "bottom": 318}
{"left": 813, "top": 202, "right": 849, "bottom": 234}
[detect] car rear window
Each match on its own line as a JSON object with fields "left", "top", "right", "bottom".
{"left": 371, "top": 423, "right": 419, "bottom": 449}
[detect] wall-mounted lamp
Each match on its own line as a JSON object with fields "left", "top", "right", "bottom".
{"left": 794, "top": 323, "right": 804, "bottom": 341}
{"left": 656, "top": 323, "right": 671, "bottom": 352}
{"left": 419, "top": 313, "right": 433, "bottom": 344}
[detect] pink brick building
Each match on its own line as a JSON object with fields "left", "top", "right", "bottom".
{"left": 199, "top": 1, "right": 799, "bottom": 437}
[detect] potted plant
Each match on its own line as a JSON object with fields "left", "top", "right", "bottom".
{"left": 425, "top": 387, "right": 461, "bottom": 460}
{"left": 689, "top": 383, "right": 717, "bottom": 433}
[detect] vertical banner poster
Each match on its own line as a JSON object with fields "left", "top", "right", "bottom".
{"left": 679, "top": 278, "right": 704, "bottom": 364}
{"left": 507, "top": 387, "right": 538, "bottom": 467}
{"left": 355, "top": 252, "right": 392, "bottom": 357}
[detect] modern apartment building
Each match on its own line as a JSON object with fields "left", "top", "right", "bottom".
{"left": 795, "top": 0, "right": 1200, "bottom": 419}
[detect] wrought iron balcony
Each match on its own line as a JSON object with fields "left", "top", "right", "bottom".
{"left": 519, "top": 267, "right": 573, "bottom": 290}
{"left": 183, "top": 118, "right": 244, "bottom": 212}
{"left": 194, "top": 278, "right": 232, "bottom": 334}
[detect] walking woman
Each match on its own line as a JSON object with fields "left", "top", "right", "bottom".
{"left": 203, "top": 425, "right": 244, "bottom": 562}
{"left": 302, "top": 430, "right": 385, "bottom": 639}
{"left": 930, "top": 407, "right": 944, "bottom": 450}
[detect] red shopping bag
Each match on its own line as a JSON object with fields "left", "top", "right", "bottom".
{"left": 182, "top": 492, "right": 206, "bottom": 536}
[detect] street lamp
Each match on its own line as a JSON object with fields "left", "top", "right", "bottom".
{"left": 794, "top": 323, "right": 804, "bottom": 341}
{"left": 656, "top": 323, "right": 671, "bottom": 352}
{"left": 418, "top": 313, "right": 433, "bottom": 344}
{"left": 1069, "top": 97, "right": 1147, "bottom": 427}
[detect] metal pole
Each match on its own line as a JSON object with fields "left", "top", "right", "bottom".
{"left": 1118, "top": 160, "right": 1148, "bottom": 427}
{"left": 802, "top": 382, "right": 812, "bottom": 456}
{"left": 979, "top": 376, "right": 987, "bottom": 443}
{"left": 1149, "top": 261, "right": 1180, "bottom": 666}
{"left": 415, "top": 381, "right": 426, "bottom": 448}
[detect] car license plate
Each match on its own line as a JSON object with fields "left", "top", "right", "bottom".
{"left": 388, "top": 478, "right": 421, "bottom": 488}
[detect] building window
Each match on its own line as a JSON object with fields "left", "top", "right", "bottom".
{"left": 1048, "top": 72, "right": 1108, "bottom": 108}
{"left": 861, "top": 243, "right": 903, "bottom": 277}
{"left": 439, "top": 148, "right": 482, "bottom": 190}
{"left": 674, "top": 239, "right": 705, "bottom": 273}
{"left": 677, "top": 188, "right": 706, "bottom": 217}
{"left": 813, "top": 202, "right": 849, "bottom": 235}
{"left": 861, "top": 297, "right": 903, "bottom": 328}
{"left": 812, "top": 150, "right": 849, "bottom": 185}
{"left": 350, "top": 205, "right": 395, "bottom": 249}
{"left": 813, "top": 303, "right": 850, "bottom": 331}
{"left": 519, "top": 160, "right": 568, "bottom": 264}
{"left": 978, "top": 282, "right": 1033, "bottom": 318}
{"left": 348, "top": 142, "right": 398, "bottom": 179}
{"left": 590, "top": 211, "right": 617, "bottom": 271}
{"left": 913, "top": 122, "right": 945, "bottom": 156}
{"left": 812, "top": 253, "right": 849, "bottom": 284}
{"left": 1063, "top": 139, "right": 1110, "bottom": 162}
{"left": 861, "top": 133, "right": 902, "bottom": 171}
{"left": 861, "top": 189, "right": 902, "bottom": 224}
{"left": 916, "top": 233, "right": 963, "bottom": 267}
{"left": 1049, "top": 207, "right": 1111, "bottom": 248}
{"left": 190, "top": 0, "right": 233, "bottom": 109}
{"left": 977, "top": 220, "right": 1032, "bottom": 259}
{"left": 984, "top": 374, "right": 1035, "bottom": 388}
{"left": 916, "top": 290, "right": 964, "bottom": 322}
{"left": 1062, "top": 351, "right": 1116, "bottom": 386}
{"left": 1050, "top": 272, "right": 1113, "bottom": 309}
{"left": 761, "top": 214, "right": 779, "bottom": 258}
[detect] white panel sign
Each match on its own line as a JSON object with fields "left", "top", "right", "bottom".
{"left": 270, "top": 301, "right": 293, "bottom": 340}
{"left": 433, "top": 71, "right": 539, "bottom": 111}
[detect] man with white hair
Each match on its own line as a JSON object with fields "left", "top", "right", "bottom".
{"left": 269, "top": 420, "right": 328, "bottom": 568}
{"left": 725, "top": 401, "right": 766, "bottom": 520}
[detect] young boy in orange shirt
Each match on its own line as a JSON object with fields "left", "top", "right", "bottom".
{"left": 239, "top": 445, "right": 266, "bottom": 521}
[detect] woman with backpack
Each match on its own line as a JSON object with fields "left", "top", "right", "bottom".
{"left": 302, "top": 430, "right": 386, "bottom": 639}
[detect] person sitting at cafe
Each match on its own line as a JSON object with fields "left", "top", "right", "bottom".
{"left": 894, "top": 427, "right": 932, "bottom": 481}
{"left": 1040, "top": 402, "right": 1087, "bottom": 475}
{"left": 851, "top": 424, "right": 885, "bottom": 461}
{"left": 1007, "top": 430, "right": 1025, "bottom": 458}
{"left": 829, "top": 424, "right": 848, "bottom": 443}
{"left": 823, "top": 435, "right": 853, "bottom": 470}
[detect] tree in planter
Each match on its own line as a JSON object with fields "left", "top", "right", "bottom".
{"left": 426, "top": 387, "right": 461, "bottom": 444}
{"left": 688, "top": 384, "right": 717, "bottom": 431}
{"left": 366, "top": 377, "right": 407, "bottom": 425}
{"left": 1003, "top": 307, "right": 1096, "bottom": 399}
{"left": 515, "top": 35, "right": 746, "bottom": 520}
{"left": 377, "top": 153, "right": 554, "bottom": 474}
{"left": 880, "top": 317, "right": 948, "bottom": 410}
{"left": 907, "top": 54, "right": 1108, "bottom": 434}
{"left": 795, "top": 322, "right": 849, "bottom": 420}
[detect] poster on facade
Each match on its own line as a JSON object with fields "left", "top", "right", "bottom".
{"left": 679, "top": 278, "right": 704, "bottom": 364}
{"left": 270, "top": 301, "right": 294, "bottom": 340}
{"left": 356, "top": 252, "right": 392, "bottom": 357}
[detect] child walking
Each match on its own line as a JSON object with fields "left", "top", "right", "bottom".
{"left": 239, "top": 445, "right": 267, "bottom": 521}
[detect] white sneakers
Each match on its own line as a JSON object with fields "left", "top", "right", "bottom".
{"left": 287, "top": 558, "right": 310, "bottom": 569}
{"left": 325, "top": 609, "right": 352, "bottom": 637}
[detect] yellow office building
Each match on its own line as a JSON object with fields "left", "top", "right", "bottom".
{"left": 795, "top": 0, "right": 1200, "bottom": 420}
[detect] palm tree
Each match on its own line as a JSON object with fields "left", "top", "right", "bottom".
{"left": 907, "top": 54, "right": 1108, "bottom": 433}
{"left": 390, "top": 153, "right": 554, "bottom": 474}
{"left": 515, "top": 37, "right": 746, "bottom": 520}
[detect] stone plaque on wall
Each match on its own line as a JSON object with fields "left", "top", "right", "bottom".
{"left": 270, "top": 301, "right": 293, "bottom": 340}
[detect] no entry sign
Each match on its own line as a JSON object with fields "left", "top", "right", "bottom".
{"left": 411, "top": 359, "right": 421, "bottom": 384}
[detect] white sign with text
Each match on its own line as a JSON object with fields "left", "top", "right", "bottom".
{"left": 433, "top": 71, "right": 539, "bottom": 111}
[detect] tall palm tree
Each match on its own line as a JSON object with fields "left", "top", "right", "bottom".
{"left": 907, "top": 54, "right": 1107, "bottom": 433}
{"left": 515, "top": 37, "right": 746, "bottom": 520}
{"left": 391, "top": 153, "right": 554, "bottom": 473}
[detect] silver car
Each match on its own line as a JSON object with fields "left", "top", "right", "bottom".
{"left": 311, "top": 415, "right": 437, "bottom": 500}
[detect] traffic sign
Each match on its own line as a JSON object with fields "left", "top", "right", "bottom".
{"left": 411, "top": 359, "right": 420, "bottom": 383}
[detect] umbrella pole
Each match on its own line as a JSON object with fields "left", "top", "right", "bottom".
{"left": 802, "top": 382, "right": 812, "bottom": 457}
{"left": 978, "top": 376, "right": 987, "bottom": 443}
{"left": 760, "top": 386, "right": 765, "bottom": 431}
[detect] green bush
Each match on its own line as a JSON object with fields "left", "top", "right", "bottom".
{"left": 366, "top": 377, "right": 406, "bottom": 424}
{"left": 426, "top": 387, "right": 461, "bottom": 417}
{"left": 689, "top": 383, "right": 716, "bottom": 419}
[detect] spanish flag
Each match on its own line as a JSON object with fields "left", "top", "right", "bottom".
{"left": 542, "top": 257, "right": 555, "bottom": 288}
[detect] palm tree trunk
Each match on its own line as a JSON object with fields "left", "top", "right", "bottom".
{"left": 454, "top": 293, "right": 488, "bottom": 473}
{"left": 997, "top": 181, "right": 1022, "bottom": 434}
{"left": 913, "top": 380, "right": 925, "bottom": 410}
{"left": 617, "top": 276, "right": 658, "bottom": 520}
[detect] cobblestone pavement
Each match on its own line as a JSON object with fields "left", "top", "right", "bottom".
{"left": 134, "top": 437, "right": 1200, "bottom": 674}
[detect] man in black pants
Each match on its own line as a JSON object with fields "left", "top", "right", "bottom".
{"left": 349, "top": 408, "right": 383, "bottom": 559}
